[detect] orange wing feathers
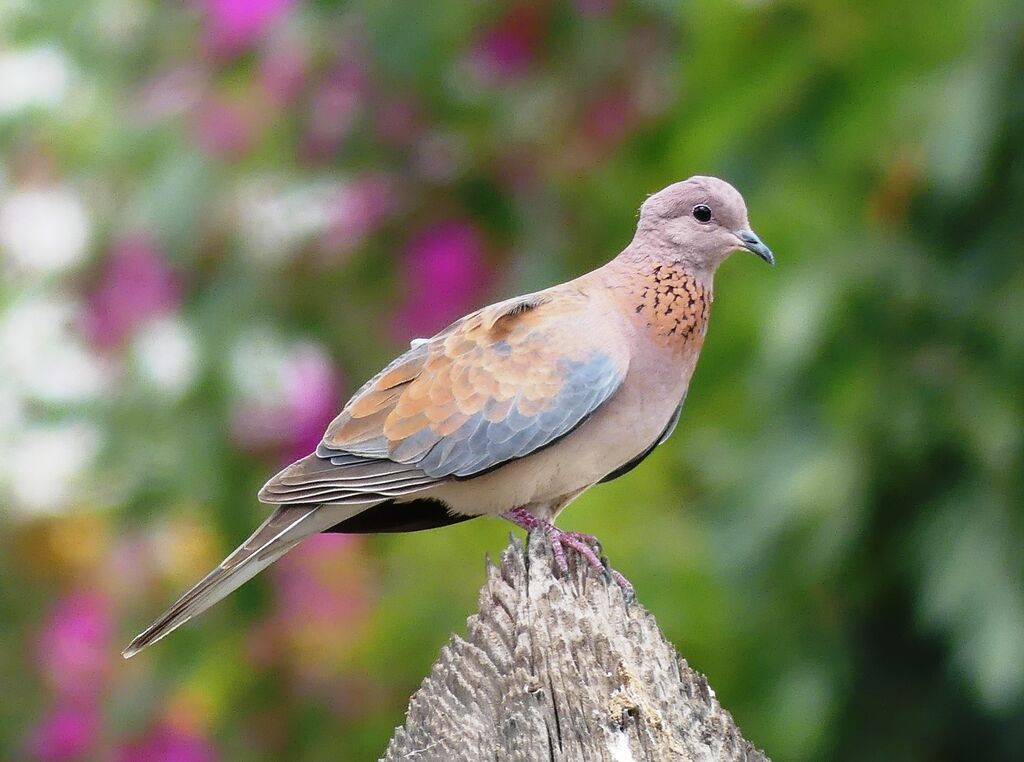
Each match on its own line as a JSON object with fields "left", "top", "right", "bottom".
{"left": 261, "top": 289, "right": 627, "bottom": 502}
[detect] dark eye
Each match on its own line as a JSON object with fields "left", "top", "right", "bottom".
{"left": 692, "top": 204, "right": 712, "bottom": 223}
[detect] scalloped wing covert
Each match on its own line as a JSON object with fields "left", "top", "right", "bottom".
{"left": 260, "top": 291, "right": 629, "bottom": 505}
{"left": 320, "top": 292, "right": 628, "bottom": 478}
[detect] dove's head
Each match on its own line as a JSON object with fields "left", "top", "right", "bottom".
{"left": 636, "top": 176, "right": 773, "bottom": 271}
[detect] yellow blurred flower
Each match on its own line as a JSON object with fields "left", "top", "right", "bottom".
{"left": 14, "top": 511, "right": 110, "bottom": 582}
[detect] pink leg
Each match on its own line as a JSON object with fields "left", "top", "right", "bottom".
{"left": 504, "top": 506, "right": 543, "bottom": 531}
{"left": 501, "top": 508, "right": 634, "bottom": 600}
{"left": 561, "top": 530, "right": 602, "bottom": 552}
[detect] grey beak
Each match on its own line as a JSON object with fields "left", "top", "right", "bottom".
{"left": 736, "top": 230, "right": 774, "bottom": 266}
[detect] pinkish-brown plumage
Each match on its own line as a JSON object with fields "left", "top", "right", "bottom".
{"left": 124, "top": 175, "right": 773, "bottom": 657}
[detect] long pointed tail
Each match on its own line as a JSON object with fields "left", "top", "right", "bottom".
{"left": 122, "top": 503, "right": 362, "bottom": 658}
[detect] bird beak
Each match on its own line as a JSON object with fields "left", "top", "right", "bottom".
{"left": 735, "top": 230, "right": 774, "bottom": 266}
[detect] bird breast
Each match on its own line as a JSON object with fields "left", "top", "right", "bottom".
{"left": 629, "top": 264, "right": 711, "bottom": 354}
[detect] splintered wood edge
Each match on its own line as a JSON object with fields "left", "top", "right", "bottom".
{"left": 382, "top": 531, "right": 769, "bottom": 762}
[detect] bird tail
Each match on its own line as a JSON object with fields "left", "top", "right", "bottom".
{"left": 122, "top": 503, "right": 368, "bottom": 658}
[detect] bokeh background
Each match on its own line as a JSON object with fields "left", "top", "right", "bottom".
{"left": 1, "top": 1, "right": 1022, "bottom": 759}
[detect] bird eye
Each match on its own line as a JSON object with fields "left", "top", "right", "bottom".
{"left": 692, "top": 204, "right": 712, "bottom": 223}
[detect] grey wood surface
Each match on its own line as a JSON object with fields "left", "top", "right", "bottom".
{"left": 383, "top": 531, "right": 768, "bottom": 761}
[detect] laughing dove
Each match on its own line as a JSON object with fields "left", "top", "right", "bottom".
{"left": 124, "top": 175, "right": 773, "bottom": 657}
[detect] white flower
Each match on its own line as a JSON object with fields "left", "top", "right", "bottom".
{"left": 0, "top": 293, "right": 109, "bottom": 403}
{"left": 227, "top": 328, "right": 336, "bottom": 449}
{"left": 4, "top": 420, "right": 102, "bottom": 517}
{"left": 230, "top": 328, "right": 280, "bottom": 402}
{"left": 234, "top": 175, "right": 342, "bottom": 263}
{"left": 0, "top": 186, "right": 92, "bottom": 276}
{"left": 0, "top": 44, "right": 72, "bottom": 115}
{"left": 130, "top": 315, "right": 200, "bottom": 399}
{"left": 229, "top": 327, "right": 308, "bottom": 404}
{"left": 0, "top": 383, "right": 22, "bottom": 433}
{"left": 0, "top": 384, "right": 24, "bottom": 468}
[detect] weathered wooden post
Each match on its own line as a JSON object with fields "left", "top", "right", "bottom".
{"left": 383, "top": 531, "right": 768, "bottom": 761}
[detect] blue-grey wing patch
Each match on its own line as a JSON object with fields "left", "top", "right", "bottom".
{"left": 417, "top": 352, "right": 625, "bottom": 478}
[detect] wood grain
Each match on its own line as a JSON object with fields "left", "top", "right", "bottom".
{"left": 382, "top": 532, "right": 768, "bottom": 762}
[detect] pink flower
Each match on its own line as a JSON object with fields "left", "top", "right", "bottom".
{"left": 393, "top": 220, "right": 490, "bottom": 338}
{"left": 259, "top": 42, "right": 308, "bottom": 104}
{"left": 470, "top": 6, "right": 545, "bottom": 84}
{"left": 582, "top": 88, "right": 634, "bottom": 149}
{"left": 249, "top": 534, "right": 374, "bottom": 679}
{"left": 130, "top": 67, "right": 206, "bottom": 125}
{"left": 203, "top": 0, "right": 298, "bottom": 58}
{"left": 283, "top": 346, "right": 340, "bottom": 460}
{"left": 323, "top": 173, "right": 397, "bottom": 253}
{"left": 230, "top": 341, "right": 341, "bottom": 461}
{"left": 83, "top": 235, "right": 180, "bottom": 350}
{"left": 301, "top": 61, "right": 367, "bottom": 160}
{"left": 194, "top": 96, "right": 257, "bottom": 158}
{"left": 564, "top": 87, "right": 640, "bottom": 169}
{"left": 273, "top": 535, "right": 371, "bottom": 624}
{"left": 37, "top": 591, "right": 111, "bottom": 701}
{"left": 372, "top": 96, "right": 423, "bottom": 147}
{"left": 26, "top": 702, "right": 100, "bottom": 762}
{"left": 116, "top": 723, "right": 217, "bottom": 762}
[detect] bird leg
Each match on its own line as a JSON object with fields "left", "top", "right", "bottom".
{"left": 501, "top": 507, "right": 635, "bottom": 600}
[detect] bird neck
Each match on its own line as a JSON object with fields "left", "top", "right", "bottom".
{"left": 600, "top": 252, "right": 714, "bottom": 355}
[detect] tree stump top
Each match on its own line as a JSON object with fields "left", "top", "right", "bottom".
{"left": 383, "top": 531, "right": 768, "bottom": 761}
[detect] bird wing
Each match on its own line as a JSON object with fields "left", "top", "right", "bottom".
{"left": 259, "top": 289, "right": 629, "bottom": 504}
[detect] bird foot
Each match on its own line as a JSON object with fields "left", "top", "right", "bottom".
{"left": 501, "top": 508, "right": 635, "bottom": 600}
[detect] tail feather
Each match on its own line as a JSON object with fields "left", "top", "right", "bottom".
{"left": 257, "top": 452, "right": 437, "bottom": 506}
{"left": 122, "top": 503, "right": 368, "bottom": 658}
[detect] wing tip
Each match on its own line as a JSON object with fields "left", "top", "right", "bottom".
{"left": 256, "top": 482, "right": 275, "bottom": 504}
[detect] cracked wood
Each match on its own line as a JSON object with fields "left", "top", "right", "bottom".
{"left": 382, "top": 532, "right": 768, "bottom": 762}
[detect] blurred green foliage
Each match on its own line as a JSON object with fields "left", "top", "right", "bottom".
{"left": 1, "top": 0, "right": 1022, "bottom": 760}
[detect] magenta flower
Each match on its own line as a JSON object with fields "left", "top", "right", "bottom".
{"left": 116, "top": 723, "right": 217, "bottom": 762}
{"left": 203, "top": 0, "right": 298, "bottom": 58}
{"left": 37, "top": 590, "right": 112, "bottom": 701}
{"left": 470, "top": 6, "right": 545, "bottom": 84}
{"left": 393, "top": 220, "right": 490, "bottom": 338}
{"left": 26, "top": 702, "right": 100, "bottom": 762}
{"left": 82, "top": 235, "right": 180, "bottom": 351}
